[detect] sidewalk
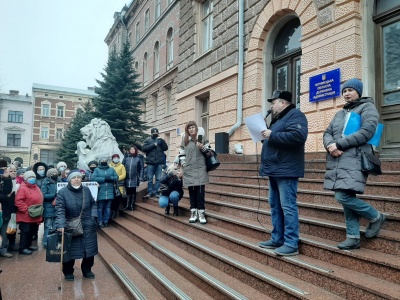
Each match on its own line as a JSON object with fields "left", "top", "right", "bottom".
{"left": 0, "top": 224, "right": 128, "bottom": 300}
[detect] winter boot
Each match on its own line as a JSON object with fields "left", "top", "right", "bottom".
{"left": 198, "top": 209, "right": 207, "bottom": 224}
{"left": 337, "top": 238, "right": 360, "bottom": 250}
{"left": 173, "top": 206, "right": 179, "bottom": 216}
{"left": 124, "top": 195, "right": 133, "bottom": 211}
{"left": 131, "top": 194, "right": 136, "bottom": 211}
{"left": 189, "top": 209, "right": 198, "bottom": 223}
{"left": 165, "top": 205, "right": 170, "bottom": 215}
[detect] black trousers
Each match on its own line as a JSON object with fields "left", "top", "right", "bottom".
{"left": 63, "top": 256, "right": 95, "bottom": 275}
{"left": 19, "top": 222, "right": 38, "bottom": 250}
{"left": 111, "top": 195, "right": 122, "bottom": 212}
{"left": 188, "top": 185, "right": 205, "bottom": 210}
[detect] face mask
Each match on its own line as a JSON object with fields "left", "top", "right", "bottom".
{"left": 113, "top": 158, "right": 120, "bottom": 163}
{"left": 59, "top": 167, "right": 65, "bottom": 172}
{"left": 100, "top": 162, "right": 108, "bottom": 166}
{"left": 152, "top": 134, "right": 158, "bottom": 139}
{"left": 27, "top": 178, "right": 36, "bottom": 185}
{"left": 89, "top": 166, "right": 96, "bottom": 171}
{"left": 38, "top": 170, "right": 45, "bottom": 176}
{"left": 51, "top": 175, "right": 58, "bottom": 181}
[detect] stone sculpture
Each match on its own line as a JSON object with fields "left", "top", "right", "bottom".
{"left": 76, "top": 118, "right": 124, "bottom": 170}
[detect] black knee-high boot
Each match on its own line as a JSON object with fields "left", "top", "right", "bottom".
{"left": 124, "top": 194, "right": 133, "bottom": 210}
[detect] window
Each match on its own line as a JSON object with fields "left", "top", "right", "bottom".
{"left": 201, "top": 0, "right": 213, "bottom": 53}
{"left": 59, "top": 95, "right": 63, "bottom": 99}
{"left": 165, "top": 85, "right": 172, "bottom": 115}
{"left": 200, "top": 97, "right": 209, "bottom": 136}
{"left": 41, "top": 127, "right": 49, "bottom": 139}
{"left": 40, "top": 150, "right": 57, "bottom": 166}
{"left": 167, "top": 28, "right": 174, "bottom": 68}
{"left": 141, "top": 100, "right": 147, "bottom": 122}
{"left": 152, "top": 93, "right": 158, "bottom": 120}
{"left": 154, "top": 42, "right": 160, "bottom": 76}
{"left": 56, "top": 128, "right": 63, "bottom": 140}
{"left": 42, "top": 103, "right": 50, "bottom": 116}
{"left": 143, "top": 52, "right": 148, "bottom": 84}
{"left": 272, "top": 18, "right": 302, "bottom": 108}
{"left": 57, "top": 105, "right": 65, "bottom": 118}
{"left": 155, "top": 0, "right": 161, "bottom": 19}
{"left": 136, "top": 22, "right": 140, "bottom": 44}
{"left": 7, "top": 134, "right": 21, "bottom": 147}
{"left": 8, "top": 111, "right": 23, "bottom": 123}
{"left": 145, "top": 9, "right": 150, "bottom": 32}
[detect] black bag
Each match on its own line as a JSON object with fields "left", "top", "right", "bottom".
{"left": 28, "top": 204, "right": 43, "bottom": 218}
{"left": 360, "top": 151, "right": 382, "bottom": 176}
{"left": 204, "top": 150, "right": 221, "bottom": 172}
{"left": 159, "top": 183, "right": 169, "bottom": 196}
{"left": 46, "top": 230, "right": 72, "bottom": 263}
{"left": 67, "top": 216, "right": 83, "bottom": 237}
{"left": 114, "top": 183, "right": 122, "bottom": 197}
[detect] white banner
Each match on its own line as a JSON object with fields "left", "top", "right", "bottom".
{"left": 57, "top": 181, "right": 98, "bottom": 201}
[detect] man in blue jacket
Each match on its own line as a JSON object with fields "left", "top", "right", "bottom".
{"left": 258, "top": 90, "right": 308, "bottom": 256}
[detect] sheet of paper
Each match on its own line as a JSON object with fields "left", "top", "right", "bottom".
{"left": 244, "top": 112, "right": 268, "bottom": 143}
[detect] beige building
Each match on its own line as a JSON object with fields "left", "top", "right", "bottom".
{"left": 109, "top": 0, "right": 400, "bottom": 158}
{"left": 31, "top": 83, "right": 97, "bottom": 166}
{"left": 0, "top": 90, "right": 33, "bottom": 166}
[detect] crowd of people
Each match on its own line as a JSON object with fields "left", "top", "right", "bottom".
{"left": 0, "top": 79, "right": 387, "bottom": 281}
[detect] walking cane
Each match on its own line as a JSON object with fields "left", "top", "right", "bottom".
{"left": 58, "top": 228, "right": 64, "bottom": 291}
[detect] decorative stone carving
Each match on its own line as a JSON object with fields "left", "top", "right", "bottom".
{"left": 76, "top": 118, "right": 124, "bottom": 170}
{"left": 318, "top": 5, "right": 334, "bottom": 27}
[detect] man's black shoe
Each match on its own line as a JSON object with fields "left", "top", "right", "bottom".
{"left": 19, "top": 249, "right": 32, "bottom": 255}
{"left": 83, "top": 272, "right": 95, "bottom": 279}
{"left": 29, "top": 246, "right": 38, "bottom": 251}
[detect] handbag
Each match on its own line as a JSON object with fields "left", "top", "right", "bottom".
{"left": 46, "top": 229, "right": 72, "bottom": 263}
{"left": 28, "top": 204, "right": 43, "bottom": 218}
{"left": 66, "top": 189, "right": 84, "bottom": 237}
{"left": 114, "top": 182, "right": 122, "bottom": 197}
{"left": 159, "top": 183, "right": 170, "bottom": 196}
{"left": 203, "top": 149, "right": 221, "bottom": 172}
{"left": 359, "top": 148, "right": 382, "bottom": 176}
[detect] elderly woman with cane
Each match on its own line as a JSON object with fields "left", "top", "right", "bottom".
{"left": 55, "top": 171, "right": 97, "bottom": 281}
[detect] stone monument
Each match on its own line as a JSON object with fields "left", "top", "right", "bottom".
{"left": 76, "top": 118, "right": 124, "bottom": 170}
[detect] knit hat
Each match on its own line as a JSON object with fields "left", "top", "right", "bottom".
{"left": 23, "top": 171, "right": 36, "bottom": 181}
{"left": 46, "top": 168, "right": 58, "bottom": 177}
{"left": 151, "top": 128, "right": 159, "bottom": 134}
{"left": 0, "top": 159, "right": 7, "bottom": 168}
{"left": 57, "top": 161, "right": 67, "bottom": 169}
{"left": 87, "top": 160, "right": 98, "bottom": 167}
{"left": 112, "top": 154, "right": 120, "bottom": 159}
{"left": 341, "top": 78, "right": 363, "bottom": 97}
{"left": 67, "top": 170, "right": 83, "bottom": 182}
{"left": 17, "top": 168, "right": 26, "bottom": 176}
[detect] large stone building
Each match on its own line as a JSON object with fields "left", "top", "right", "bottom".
{"left": 106, "top": 0, "right": 180, "bottom": 161}
{"left": 31, "top": 83, "right": 97, "bottom": 166}
{"left": 109, "top": 0, "right": 400, "bottom": 158}
{"left": 0, "top": 90, "right": 33, "bottom": 166}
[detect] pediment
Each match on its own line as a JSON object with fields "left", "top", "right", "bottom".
{"left": 4, "top": 126, "right": 25, "bottom": 131}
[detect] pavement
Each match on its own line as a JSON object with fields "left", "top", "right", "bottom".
{"left": 0, "top": 224, "right": 128, "bottom": 300}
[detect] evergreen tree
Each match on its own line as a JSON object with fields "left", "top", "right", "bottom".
{"left": 93, "top": 42, "right": 148, "bottom": 150}
{"left": 56, "top": 101, "right": 95, "bottom": 168}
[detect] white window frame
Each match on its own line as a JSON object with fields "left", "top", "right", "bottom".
{"left": 152, "top": 93, "right": 158, "bottom": 121}
{"left": 167, "top": 28, "right": 174, "bottom": 69}
{"left": 55, "top": 128, "right": 63, "bottom": 140}
{"left": 57, "top": 105, "right": 65, "bottom": 118}
{"left": 201, "top": 0, "right": 213, "bottom": 53}
{"left": 155, "top": 0, "right": 161, "bottom": 19}
{"left": 165, "top": 85, "right": 172, "bottom": 115}
{"left": 135, "top": 22, "right": 140, "bottom": 44}
{"left": 145, "top": 9, "right": 150, "bottom": 32}
{"left": 41, "top": 103, "right": 50, "bottom": 117}
{"left": 143, "top": 53, "right": 148, "bottom": 85}
{"left": 41, "top": 126, "right": 49, "bottom": 139}
{"left": 154, "top": 42, "right": 160, "bottom": 77}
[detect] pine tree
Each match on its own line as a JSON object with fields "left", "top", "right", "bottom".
{"left": 93, "top": 42, "right": 148, "bottom": 150}
{"left": 56, "top": 101, "right": 95, "bottom": 168}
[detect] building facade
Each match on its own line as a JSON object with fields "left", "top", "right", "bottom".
{"left": 106, "top": 0, "right": 180, "bottom": 161}
{"left": 0, "top": 90, "right": 33, "bottom": 166}
{"left": 31, "top": 83, "right": 97, "bottom": 166}
{"left": 109, "top": 0, "right": 400, "bottom": 158}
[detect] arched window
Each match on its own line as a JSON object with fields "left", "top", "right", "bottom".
{"left": 271, "top": 18, "right": 302, "bottom": 107}
{"left": 143, "top": 52, "right": 148, "bottom": 85}
{"left": 167, "top": 28, "right": 174, "bottom": 69}
{"left": 154, "top": 42, "right": 160, "bottom": 77}
{"left": 373, "top": 0, "right": 400, "bottom": 156}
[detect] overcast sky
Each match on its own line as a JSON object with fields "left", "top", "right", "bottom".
{"left": 0, "top": 0, "right": 129, "bottom": 96}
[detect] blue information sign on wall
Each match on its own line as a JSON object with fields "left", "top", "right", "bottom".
{"left": 309, "top": 68, "right": 341, "bottom": 102}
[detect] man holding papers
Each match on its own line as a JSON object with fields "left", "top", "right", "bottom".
{"left": 323, "top": 78, "right": 386, "bottom": 250}
{"left": 258, "top": 90, "right": 308, "bottom": 256}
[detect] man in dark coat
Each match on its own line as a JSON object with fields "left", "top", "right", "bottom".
{"left": 258, "top": 90, "right": 308, "bottom": 256}
{"left": 0, "top": 162, "right": 13, "bottom": 258}
{"left": 142, "top": 128, "right": 168, "bottom": 197}
{"left": 55, "top": 171, "right": 98, "bottom": 281}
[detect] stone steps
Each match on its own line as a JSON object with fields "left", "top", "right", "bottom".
{"left": 130, "top": 200, "right": 400, "bottom": 299}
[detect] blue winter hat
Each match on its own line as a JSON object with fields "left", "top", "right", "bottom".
{"left": 341, "top": 78, "right": 363, "bottom": 97}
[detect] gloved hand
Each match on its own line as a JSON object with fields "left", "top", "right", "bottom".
{"left": 105, "top": 176, "right": 113, "bottom": 182}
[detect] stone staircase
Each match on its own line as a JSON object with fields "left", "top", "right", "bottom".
{"left": 97, "top": 153, "right": 400, "bottom": 299}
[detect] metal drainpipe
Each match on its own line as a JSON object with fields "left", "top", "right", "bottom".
{"left": 227, "top": 0, "right": 244, "bottom": 136}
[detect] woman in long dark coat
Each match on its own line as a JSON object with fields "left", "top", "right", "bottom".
{"left": 55, "top": 171, "right": 98, "bottom": 281}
